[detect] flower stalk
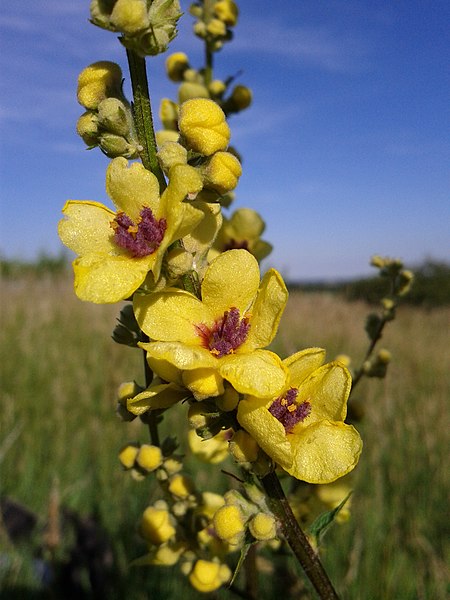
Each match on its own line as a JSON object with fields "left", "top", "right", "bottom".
{"left": 126, "top": 48, "right": 166, "bottom": 191}
{"left": 260, "top": 471, "right": 339, "bottom": 600}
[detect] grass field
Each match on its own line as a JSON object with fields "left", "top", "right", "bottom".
{"left": 1, "top": 275, "right": 449, "bottom": 599}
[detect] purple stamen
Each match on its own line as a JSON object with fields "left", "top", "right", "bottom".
{"left": 269, "top": 387, "right": 311, "bottom": 433}
{"left": 195, "top": 307, "right": 250, "bottom": 358}
{"left": 223, "top": 238, "right": 249, "bottom": 251}
{"left": 112, "top": 207, "right": 167, "bottom": 258}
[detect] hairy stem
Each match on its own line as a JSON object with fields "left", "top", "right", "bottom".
{"left": 126, "top": 48, "right": 166, "bottom": 191}
{"left": 260, "top": 471, "right": 340, "bottom": 600}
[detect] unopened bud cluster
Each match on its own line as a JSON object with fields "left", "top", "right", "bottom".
{"left": 90, "top": 0, "right": 182, "bottom": 56}
{"left": 190, "top": 0, "right": 238, "bottom": 51}
{"left": 77, "top": 62, "right": 139, "bottom": 158}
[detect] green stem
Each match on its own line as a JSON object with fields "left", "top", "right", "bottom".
{"left": 202, "top": 0, "right": 215, "bottom": 86}
{"left": 260, "top": 471, "right": 340, "bottom": 600}
{"left": 126, "top": 48, "right": 166, "bottom": 191}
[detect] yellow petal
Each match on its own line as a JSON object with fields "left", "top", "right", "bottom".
{"left": 220, "top": 350, "right": 287, "bottom": 397}
{"left": 202, "top": 249, "right": 260, "bottom": 317}
{"left": 283, "top": 348, "right": 326, "bottom": 387}
{"left": 294, "top": 362, "right": 351, "bottom": 425}
{"left": 127, "top": 383, "right": 186, "bottom": 416}
{"left": 59, "top": 201, "right": 116, "bottom": 255}
{"left": 286, "top": 421, "right": 362, "bottom": 484}
{"left": 244, "top": 268, "right": 288, "bottom": 350}
{"left": 237, "top": 396, "right": 292, "bottom": 468}
{"left": 182, "top": 368, "right": 224, "bottom": 400}
{"left": 146, "top": 355, "right": 183, "bottom": 385}
{"left": 141, "top": 341, "right": 217, "bottom": 370}
{"left": 106, "top": 157, "right": 160, "bottom": 221}
{"left": 134, "top": 289, "right": 214, "bottom": 342}
{"left": 73, "top": 252, "right": 153, "bottom": 303}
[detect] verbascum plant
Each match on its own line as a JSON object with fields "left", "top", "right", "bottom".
{"left": 59, "top": 1, "right": 413, "bottom": 597}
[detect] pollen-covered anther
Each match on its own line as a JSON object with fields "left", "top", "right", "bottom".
{"left": 269, "top": 388, "right": 311, "bottom": 432}
{"left": 112, "top": 207, "right": 167, "bottom": 257}
{"left": 196, "top": 307, "right": 250, "bottom": 358}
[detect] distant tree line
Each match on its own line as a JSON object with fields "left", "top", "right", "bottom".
{"left": 287, "top": 260, "right": 450, "bottom": 307}
{"left": 1, "top": 255, "right": 449, "bottom": 306}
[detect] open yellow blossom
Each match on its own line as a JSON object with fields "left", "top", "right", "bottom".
{"left": 211, "top": 207, "right": 273, "bottom": 262}
{"left": 58, "top": 158, "right": 204, "bottom": 303}
{"left": 134, "top": 249, "right": 289, "bottom": 399}
{"left": 237, "top": 348, "right": 362, "bottom": 484}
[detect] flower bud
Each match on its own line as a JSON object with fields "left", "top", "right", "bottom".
{"left": 188, "top": 429, "right": 230, "bottom": 464}
{"left": 76, "top": 111, "right": 99, "bottom": 146}
{"left": 159, "top": 98, "right": 179, "bottom": 131}
{"left": 208, "top": 79, "right": 227, "bottom": 97}
{"left": 249, "top": 512, "right": 277, "bottom": 541}
{"left": 140, "top": 507, "right": 176, "bottom": 545}
{"left": 118, "top": 444, "right": 139, "bottom": 469}
{"left": 178, "top": 82, "right": 210, "bottom": 104}
{"left": 215, "top": 385, "right": 239, "bottom": 411}
{"left": 156, "top": 130, "right": 179, "bottom": 147}
{"left": 229, "top": 85, "right": 252, "bottom": 111}
{"left": 99, "top": 133, "right": 139, "bottom": 159}
{"left": 178, "top": 98, "right": 230, "bottom": 155}
{"left": 202, "top": 151, "right": 242, "bottom": 194}
{"left": 110, "top": 0, "right": 149, "bottom": 34}
{"left": 335, "top": 354, "right": 351, "bottom": 367}
{"left": 97, "top": 97, "right": 131, "bottom": 137}
{"left": 157, "top": 142, "right": 187, "bottom": 172}
{"left": 213, "top": 504, "right": 245, "bottom": 546}
{"left": 206, "top": 18, "right": 227, "bottom": 37}
{"left": 163, "top": 457, "right": 183, "bottom": 475}
{"left": 77, "top": 62, "right": 123, "bottom": 110}
{"left": 136, "top": 444, "right": 163, "bottom": 472}
{"left": 166, "top": 52, "right": 189, "bottom": 81}
{"left": 189, "top": 560, "right": 231, "bottom": 593}
{"left": 377, "top": 349, "right": 392, "bottom": 364}
{"left": 229, "top": 430, "right": 259, "bottom": 463}
{"left": 168, "top": 474, "right": 195, "bottom": 499}
{"left": 214, "top": 0, "right": 239, "bottom": 26}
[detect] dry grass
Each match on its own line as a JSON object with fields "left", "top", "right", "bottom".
{"left": 1, "top": 279, "right": 449, "bottom": 599}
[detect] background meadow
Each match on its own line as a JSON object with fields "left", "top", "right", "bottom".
{"left": 1, "top": 273, "right": 448, "bottom": 599}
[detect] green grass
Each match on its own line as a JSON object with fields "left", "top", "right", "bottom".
{"left": 1, "top": 277, "right": 449, "bottom": 598}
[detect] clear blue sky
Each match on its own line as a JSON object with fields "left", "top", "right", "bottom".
{"left": 1, "top": 1, "right": 448, "bottom": 280}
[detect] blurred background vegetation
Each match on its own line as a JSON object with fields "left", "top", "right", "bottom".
{"left": 1, "top": 261, "right": 449, "bottom": 598}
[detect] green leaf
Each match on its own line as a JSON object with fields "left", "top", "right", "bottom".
{"left": 229, "top": 542, "right": 252, "bottom": 587}
{"left": 308, "top": 492, "right": 352, "bottom": 547}
{"left": 365, "top": 313, "right": 381, "bottom": 341}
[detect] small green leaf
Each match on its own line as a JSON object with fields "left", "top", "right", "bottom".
{"left": 229, "top": 542, "right": 252, "bottom": 587}
{"left": 365, "top": 313, "right": 381, "bottom": 341}
{"left": 308, "top": 492, "right": 352, "bottom": 547}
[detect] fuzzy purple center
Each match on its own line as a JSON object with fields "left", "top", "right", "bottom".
{"left": 112, "top": 207, "right": 167, "bottom": 258}
{"left": 196, "top": 307, "right": 250, "bottom": 358}
{"left": 269, "top": 388, "right": 311, "bottom": 433}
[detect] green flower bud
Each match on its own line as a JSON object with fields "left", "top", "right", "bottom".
{"left": 225, "top": 84, "right": 252, "bottom": 112}
{"left": 183, "top": 68, "right": 202, "bottom": 83}
{"left": 164, "top": 246, "right": 194, "bottom": 279}
{"left": 157, "top": 141, "right": 187, "bottom": 172}
{"left": 99, "top": 133, "right": 139, "bottom": 159}
{"left": 97, "top": 97, "right": 132, "bottom": 137}
{"left": 178, "top": 82, "right": 210, "bottom": 104}
{"left": 110, "top": 0, "right": 149, "bottom": 34}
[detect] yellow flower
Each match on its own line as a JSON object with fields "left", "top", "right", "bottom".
{"left": 58, "top": 158, "right": 204, "bottom": 303}
{"left": 211, "top": 208, "right": 272, "bottom": 262}
{"left": 189, "top": 559, "right": 231, "bottom": 593}
{"left": 126, "top": 379, "right": 187, "bottom": 416}
{"left": 237, "top": 348, "right": 362, "bottom": 483}
{"left": 134, "top": 249, "right": 289, "bottom": 399}
{"left": 178, "top": 98, "right": 230, "bottom": 155}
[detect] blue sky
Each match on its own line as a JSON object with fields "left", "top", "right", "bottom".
{"left": 1, "top": 1, "right": 448, "bottom": 280}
